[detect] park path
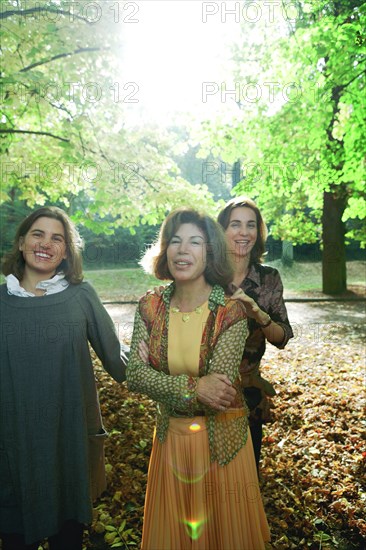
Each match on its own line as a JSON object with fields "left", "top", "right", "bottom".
{"left": 104, "top": 300, "right": 365, "bottom": 344}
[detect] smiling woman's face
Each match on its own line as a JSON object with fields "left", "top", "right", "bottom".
{"left": 225, "top": 206, "right": 258, "bottom": 260}
{"left": 19, "top": 216, "right": 67, "bottom": 279}
{"left": 167, "top": 223, "right": 207, "bottom": 283}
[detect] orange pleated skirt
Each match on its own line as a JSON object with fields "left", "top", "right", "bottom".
{"left": 141, "top": 413, "right": 270, "bottom": 550}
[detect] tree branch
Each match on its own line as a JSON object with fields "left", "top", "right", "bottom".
{"left": 341, "top": 66, "right": 366, "bottom": 91}
{"left": 322, "top": 66, "right": 366, "bottom": 101}
{"left": 0, "top": 7, "right": 91, "bottom": 23}
{"left": 20, "top": 47, "right": 110, "bottom": 72}
{"left": 0, "top": 129, "right": 70, "bottom": 143}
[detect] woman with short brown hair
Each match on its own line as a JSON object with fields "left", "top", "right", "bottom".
{"left": 128, "top": 207, "right": 270, "bottom": 549}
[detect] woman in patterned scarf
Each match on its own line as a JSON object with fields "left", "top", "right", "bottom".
{"left": 127, "top": 207, "right": 270, "bottom": 550}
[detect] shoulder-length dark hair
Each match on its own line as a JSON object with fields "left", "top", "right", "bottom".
{"left": 141, "top": 208, "right": 234, "bottom": 287}
{"left": 217, "top": 196, "right": 268, "bottom": 264}
{"left": 2, "top": 206, "right": 84, "bottom": 284}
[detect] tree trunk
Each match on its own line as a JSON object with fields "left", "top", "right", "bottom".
{"left": 232, "top": 160, "right": 241, "bottom": 187}
{"left": 322, "top": 190, "right": 347, "bottom": 294}
{"left": 282, "top": 241, "right": 293, "bottom": 266}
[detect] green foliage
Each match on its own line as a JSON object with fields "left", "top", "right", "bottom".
{"left": 0, "top": 0, "right": 217, "bottom": 229}
{"left": 195, "top": 0, "right": 366, "bottom": 246}
{"left": 80, "top": 223, "right": 159, "bottom": 268}
{"left": 169, "top": 126, "right": 232, "bottom": 202}
{"left": 93, "top": 510, "right": 139, "bottom": 547}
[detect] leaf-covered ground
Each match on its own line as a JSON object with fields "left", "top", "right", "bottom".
{"left": 85, "top": 317, "right": 365, "bottom": 550}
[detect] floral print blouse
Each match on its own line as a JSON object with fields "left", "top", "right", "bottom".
{"left": 127, "top": 284, "right": 250, "bottom": 466}
{"left": 237, "top": 263, "right": 293, "bottom": 380}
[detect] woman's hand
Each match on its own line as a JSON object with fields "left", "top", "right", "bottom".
{"left": 138, "top": 340, "right": 149, "bottom": 364}
{"left": 230, "top": 286, "right": 270, "bottom": 325}
{"left": 196, "top": 373, "right": 236, "bottom": 411}
{"left": 230, "top": 285, "right": 285, "bottom": 343}
{"left": 138, "top": 342, "right": 236, "bottom": 410}
{"left": 153, "top": 285, "right": 166, "bottom": 297}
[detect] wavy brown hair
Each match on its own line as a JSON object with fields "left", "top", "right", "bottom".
{"left": 217, "top": 196, "right": 267, "bottom": 264}
{"left": 2, "top": 206, "right": 84, "bottom": 284}
{"left": 141, "top": 208, "right": 234, "bottom": 287}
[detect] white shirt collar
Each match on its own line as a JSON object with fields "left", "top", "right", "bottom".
{"left": 6, "top": 273, "right": 69, "bottom": 297}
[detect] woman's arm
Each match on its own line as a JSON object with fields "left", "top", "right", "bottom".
{"left": 207, "top": 317, "right": 248, "bottom": 382}
{"left": 231, "top": 272, "right": 293, "bottom": 348}
{"left": 127, "top": 306, "right": 200, "bottom": 410}
{"left": 231, "top": 287, "right": 285, "bottom": 344}
{"left": 265, "top": 271, "right": 293, "bottom": 348}
{"left": 129, "top": 306, "right": 237, "bottom": 411}
{"left": 80, "top": 283, "right": 127, "bottom": 382}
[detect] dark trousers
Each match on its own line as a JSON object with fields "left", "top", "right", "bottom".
{"left": 1, "top": 520, "right": 84, "bottom": 550}
{"left": 244, "top": 386, "right": 264, "bottom": 470}
{"left": 249, "top": 415, "right": 263, "bottom": 469}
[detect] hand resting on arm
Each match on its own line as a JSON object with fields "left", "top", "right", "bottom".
{"left": 138, "top": 340, "right": 236, "bottom": 411}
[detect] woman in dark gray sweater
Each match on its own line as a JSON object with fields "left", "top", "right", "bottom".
{"left": 0, "top": 207, "right": 126, "bottom": 550}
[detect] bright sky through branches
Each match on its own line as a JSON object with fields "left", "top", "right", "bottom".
{"left": 120, "top": 0, "right": 241, "bottom": 126}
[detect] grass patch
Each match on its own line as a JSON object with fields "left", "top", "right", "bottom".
{"left": 270, "top": 260, "right": 365, "bottom": 292}
{"left": 84, "top": 261, "right": 365, "bottom": 300}
{"left": 0, "top": 261, "right": 363, "bottom": 299}
{"left": 84, "top": 268, "right": 162, "bottom": 301}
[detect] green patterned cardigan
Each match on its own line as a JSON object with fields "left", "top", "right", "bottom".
{"left": 127, "top": 284, "right": 250, "bottom": 466}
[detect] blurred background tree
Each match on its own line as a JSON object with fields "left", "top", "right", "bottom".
{"left": 194, "top": 0, "right": 365, "bottom": 294}
{"left": 1, "top": 1, "right": 364, "bottom": 293}
{"left": 0, "top": 0, "right": 217, "bottom": 236}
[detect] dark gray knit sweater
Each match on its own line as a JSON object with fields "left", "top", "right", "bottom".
{"left": 0, "top": 282, "right": 126, "bottom": 544}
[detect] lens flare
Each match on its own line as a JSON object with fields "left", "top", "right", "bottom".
{"left": 182, "top": 518, "right": 206, "bottom": 540}
{"left": 189, "top": 422, "right": 201, "bottom": 432}
{"left": 171, "top": 463, "right": 208, "bottom": 484}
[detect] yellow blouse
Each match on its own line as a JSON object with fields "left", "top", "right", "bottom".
{"left": 168, "top": 302, "right": 210, "bottom": 376}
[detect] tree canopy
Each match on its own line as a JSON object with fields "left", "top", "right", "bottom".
{"left": 194, "top": 0, "right": 366, "bottom": 293}
{"left": 1, "top": 1, "right": 365, "bottom": 292}
{"left": 0, "top": 0, "right": 216, "bottom": 233}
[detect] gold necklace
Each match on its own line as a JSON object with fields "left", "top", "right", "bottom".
{"left": 171, "top": 305, "right": 203, "bottom": 322}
